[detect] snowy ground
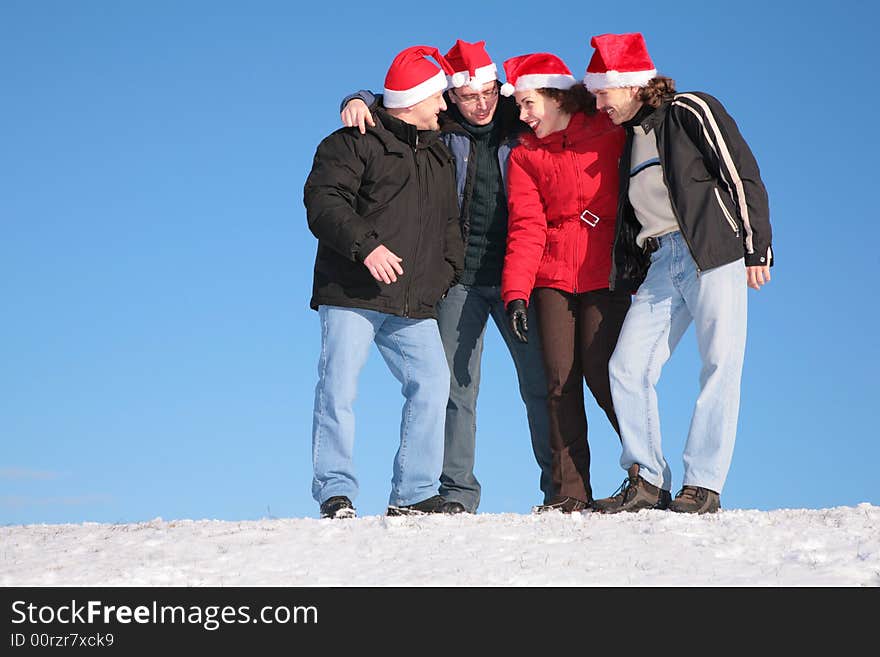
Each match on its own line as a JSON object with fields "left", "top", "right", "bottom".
{"left": 2, "top": 504, "right": 878, "bottom": 586}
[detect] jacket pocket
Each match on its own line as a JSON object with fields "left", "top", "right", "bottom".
{"left": 420, "top": 261, "right": 454, "bottom": 310}
{"left": 542, "top": 224, "right": 564, "bottom": 258}
{"left": 538, "top": 224, "right": 568, "bottom": 280}
{"left": 713, "top": 187, "right": 739, "bottom": 235}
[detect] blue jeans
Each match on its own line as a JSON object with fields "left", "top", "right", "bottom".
{"left": 609, "top": 232, "right": 747, "bottom": 494}
{"left": 311, "top": 305, "right": 450, "bottom": 507}
{"left": 436, "top": 284, "right": 553, "bottom": 512}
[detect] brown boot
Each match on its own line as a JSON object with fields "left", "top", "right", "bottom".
{"left": 668, "top": 486, "right": 720, "bottom": 514}
{"left": 532, "top": 496, "right": 590, "bottom": 514}
{"left": 599, "top": 464, "right": 671, "bottom": 514}
{"left": 591, "top": 465, "right": 635, "bottom": 512}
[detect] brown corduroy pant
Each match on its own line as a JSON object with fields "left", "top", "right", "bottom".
{"left": 532, "top": 287, "right": 631, "bottom": 503}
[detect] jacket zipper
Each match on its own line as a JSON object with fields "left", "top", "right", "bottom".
{"left": 571, "top": 146, "right": 580, "bottom": 293}
{"left": 713, "top": 187, "right": 739, "bottom": 235}
{"left": 405, "top": 141, "right": 425, "bottom": 317}
{"left": 609, "top": 148, "right": 625, "bottom": 291}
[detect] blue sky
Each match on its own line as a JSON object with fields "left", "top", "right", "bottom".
{"left": 2, "top": 0, "right": 877, "bottom": 525}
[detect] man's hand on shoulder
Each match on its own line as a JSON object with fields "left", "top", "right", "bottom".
{"left": 341, "top": 99, "right": 375, "bottom": 135}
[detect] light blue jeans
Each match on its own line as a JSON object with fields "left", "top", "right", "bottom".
{"left": 311, "top": 305, "right": 450, "bottom": 508}
{"left": 436, "top": 284, "right": 552, "bottom": 512}
{"left": 609, "top": 231, "right": 747, "bottom": 494}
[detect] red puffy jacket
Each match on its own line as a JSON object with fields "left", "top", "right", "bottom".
{"left": 501, "top": 111, "right": 625, "bottom": 305}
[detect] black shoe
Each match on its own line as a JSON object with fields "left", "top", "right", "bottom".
{"left": 320, "top": 496, "right": 356, "bottom": 519}
{"left": 532, "top": 496, "right": 590, "bottom": 514}
{"left": 668, "top": 486, "right": 721, "bottom": 514}
{"left": 386, "top": 494, "right": 445, "bottom": 516}
{"left": 439, "top": 501, "right": 468, "bottom": 514}
{"left": 599, "top": 465, "right": 671, "bottom": 514}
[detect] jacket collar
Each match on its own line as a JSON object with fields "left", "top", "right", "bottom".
{"left": 519, "top": 111, "right": 594, "bottom": 150}
{"left": 372, "top": 108, "right": 442, "bottom": 152}
{"left": 623, "top": 102, "right": 666, "bottom": 133}
{"left": 441, "top": 102, "right": 494, "bottom": 136}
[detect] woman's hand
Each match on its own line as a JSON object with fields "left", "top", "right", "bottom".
{"left": 506, "top": 299, "right": 529, "bottom": 342}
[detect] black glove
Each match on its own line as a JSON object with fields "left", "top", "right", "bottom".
{"left": 506, "top": 299, "right": 528, "bottom": 343}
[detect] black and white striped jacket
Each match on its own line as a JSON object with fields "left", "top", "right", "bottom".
{"left": 610, "top": 92, "right": 772, "bottom": 291}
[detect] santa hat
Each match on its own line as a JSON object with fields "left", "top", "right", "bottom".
{"left": 445, "top": 39, "right": 498, "bottom": 91}
{"left": 583, "top": 32, "right": 657, "bottom": 92}
{"left": 383, "top": 45, "right": 453, "bottom": 108}
{"left": 499, "top": 53, "right": 577, "bottom": 97}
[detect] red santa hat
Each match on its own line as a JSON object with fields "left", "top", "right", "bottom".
{"left": 383, "top": 45, "right": 453, "bottom": 108}
{"left": 499, "top": 53, "right": 577, "bottom": 97}
{"left": 445, "top": 39, "right": 498, "bottom": 91}
{"left": 583, "top": 32, "right": 657, "bottom": 92}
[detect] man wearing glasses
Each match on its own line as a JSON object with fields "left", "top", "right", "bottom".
{"left": 341, "top": 40, "right": 552, "bottom": 515}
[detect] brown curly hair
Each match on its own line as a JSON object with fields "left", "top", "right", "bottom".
{"left": 638, "top": 76, "right": 677, "bottom": 108}
{"left": 537, "top": 84, "right": 597, "bottom": 115}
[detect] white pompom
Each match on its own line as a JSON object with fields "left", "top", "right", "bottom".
{"left": 451, "top": 72, "right": 467, "bottom": 88}
{"left": 500, "top": 82, "right": 515, "bottom": 96}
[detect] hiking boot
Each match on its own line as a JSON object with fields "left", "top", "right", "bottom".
{"left": 669, "top": 486, "right": 721, "bottom": 514}
{"left": 532, "top": 496, "right": 591, "bottom": 514}
{"left": 438, "top": 501, "right": 468, "bottom": 514}
{"left": 320, "top": 496, "right": 356, "bottom": 519}
{"left": 386, "top": 495, "right": 445, "bottom": 516}
{"left": 599, "top": 465, "right": 671, "bottom": 514}
{"left": 592, "top": 476, "right": 630, "bottom": 513}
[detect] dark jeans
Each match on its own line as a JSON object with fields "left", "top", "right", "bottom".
{"left": 436, "top": 284, "right": 553, "bottom": 512}
{"left": 533, "top": 287, "right": 631, "bottom": 502}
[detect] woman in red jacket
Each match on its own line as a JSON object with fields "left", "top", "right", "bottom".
{"left": 500, "top": 53, "right": 630, "bottom": 513}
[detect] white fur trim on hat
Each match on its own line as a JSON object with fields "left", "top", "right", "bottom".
{"left": 584, "top": 68, "right": 657, "bottom": 91}
{"left": 505, "top": 73, "right": 577, "bottom": 95}
{"left": 384, "top": 69, "right": 450, "bottom": 108}
{"left": 448, "top": 62, "right": 498, "bottom": 91}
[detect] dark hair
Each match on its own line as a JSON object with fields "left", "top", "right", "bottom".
{"left": 638, "top": 76, "right": 677, "bottom": 108}
{"left": 538, "top": 84, "right": 597, "bottom": 115}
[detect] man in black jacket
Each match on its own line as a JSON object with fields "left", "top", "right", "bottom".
{"left": 583, "top": 33, "right": 774, "bottom": 515}
{"left": 340, "top": 40, "right": 555, "bottom": 515}
{"left": 303, "top": 46, "right": 464, "bottom": 519}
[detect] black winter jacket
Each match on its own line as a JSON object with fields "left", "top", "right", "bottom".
{"left": 342, "top": 90, "right": 526, "bottom": 259}
{"left": 304, "top": 109, "right": 463, "bottom": 319}
{"left": 610, "top": 92, "right": 772, "bottom": 292}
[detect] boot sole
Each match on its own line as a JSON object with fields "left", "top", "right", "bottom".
{"left": 386, "top": 507, "right": 437, "bottom": 516}
{"left": 668, "top": 504, "right": 720, "bottom": 514}
{"left": 600, "top": 499, "right": 669, "bottom": 515}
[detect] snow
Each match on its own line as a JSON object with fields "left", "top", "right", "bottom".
{"left": 2, "top": 505, "right": 878, "bottom": 586}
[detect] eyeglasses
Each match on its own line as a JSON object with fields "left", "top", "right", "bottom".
{"left": 453, "top": 87, "right": 499, "bottom": 105}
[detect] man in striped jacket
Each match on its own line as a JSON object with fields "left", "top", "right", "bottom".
{"left": 584, "top": 33, "right": 774, "bottom": 514}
